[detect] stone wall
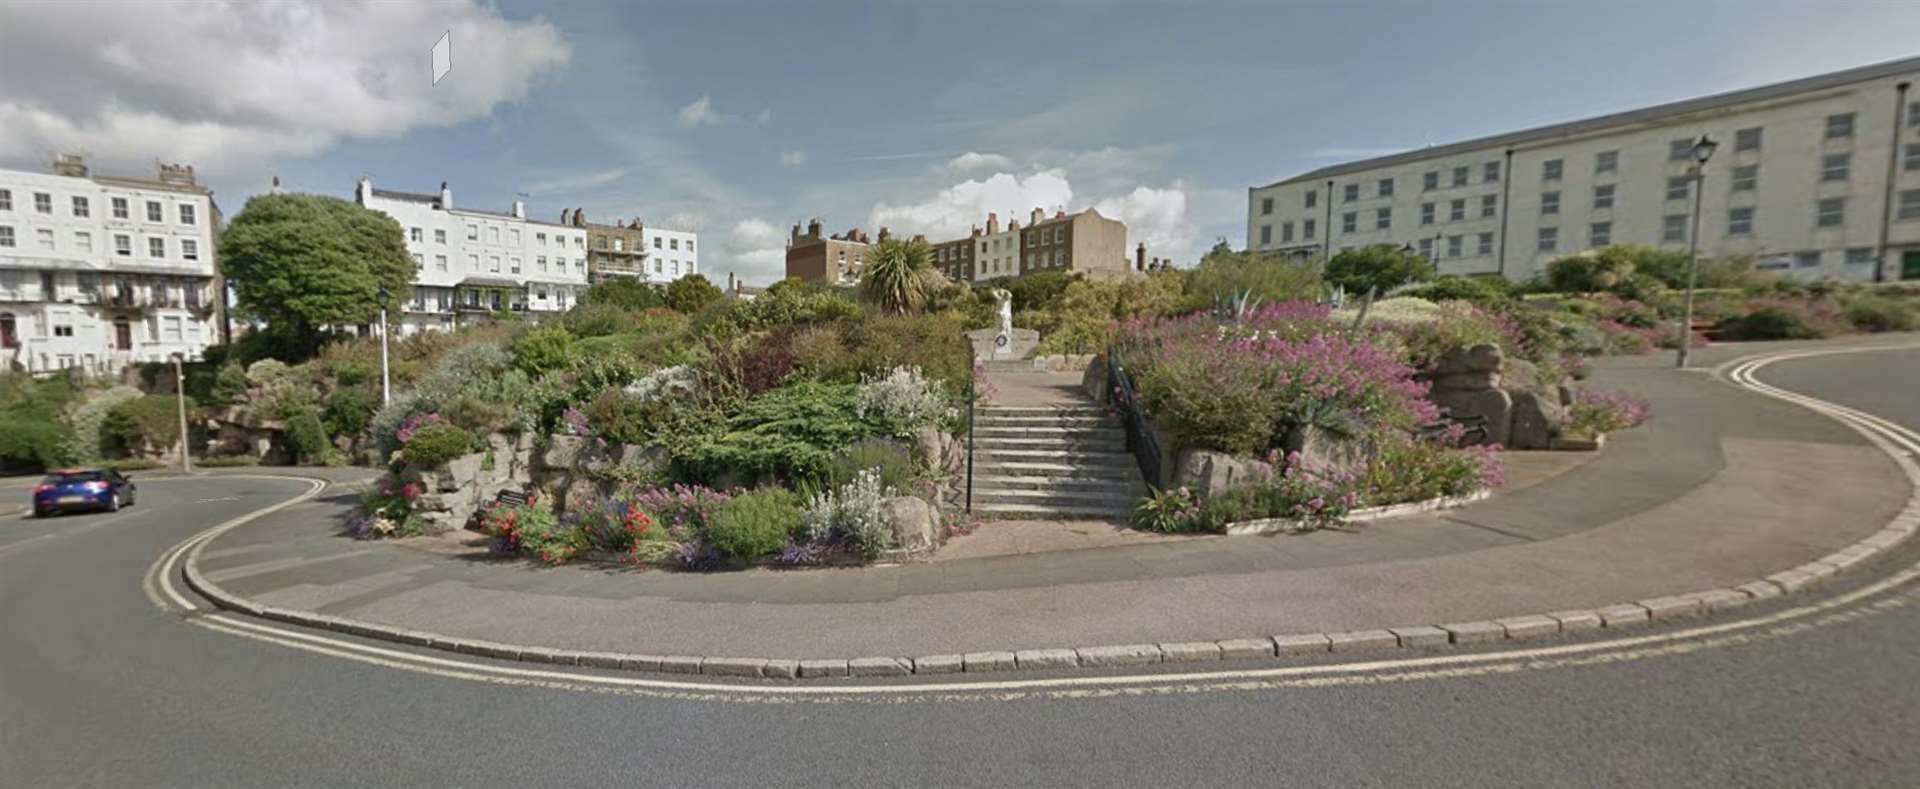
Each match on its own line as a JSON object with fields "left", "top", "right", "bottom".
{"left": 1424, "top": 344, "right": 1568, "bottom": 450}
{"left": 407, "top": 432, "right": 534, "bottom": 532}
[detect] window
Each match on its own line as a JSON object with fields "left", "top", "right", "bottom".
{"left": 1536, "top": 227, "right": 1558, "bottom": 252}
{"left": 510, "top": 229, "right": 520, "bottom": 245}
{"left": 1662, "top": 214, "right": 1688, "bottom": 242}
{"left": 1281, "top": 222, "right": 1294, "bottom": 242}
{"left": 1794, "top": 251, "right": 1822, "bottom": 269}
{"left": 35, "top": 229, "right": 54, "bottom": 250}
{"left": 1668, "top": 138, "right": 1694, "bottom": 162}
{"left": 1305, "top": 191, "right": 1317, "bottom": 209}
{"left": 1727, "top": 207, "right": 1754, "bottom": 236}
{"left": 34, "top": 192, "right": 52, "bottom": 214}
{"left": 488, "top": 227, "right": 500, "bottom": 243}
{"left": 1378, "top": 178, "right": 1394, "bottom": 197}
{"left": 537, "top": 232, "right": 547, "bottom": 246}
{"left": 54, "top": 325, "right": 73, "bottom": 338}
{"left": 653, "top": 237, "right": 662, "bottom": 249}
{"left": 1846, "top": 247, "right": 1875, "bottom": 266}
{"left": 1822, "top": 153, "right": 1850, "bottom": 182}
{"left": 148, "top": 237, "right": 164, "bottom": 257}
{"left": 489, "top": 256, "right": 501, "bottom": 272}
{"left": 1423, "top": 171, "right": 1439, "bottom": 191}
{"left": 466, "top": 254, "right": 478, "bottom": 270}
{"left": 179, "top": 204, "right": 195, "bottom": 225}
{"left": 574, "top": 236, "right": 583, "bottom": 248}
{"left": 1421, "top": 203, "right": 1435, "bottom": 225}
{"left": 71, "top": 196, "right": 89, "bottom": 217}
{"left": 1477, "top": 232, "right": 1494, "bottom": 256}
{"left": 1261, "top": 197, "right": 1273, "bottom": 215}
{"left": 1816, "top": 198, "right": 1845, "bottom": 228}
{"left": 1732, "top": 164, "right": 1759, "bottom": 191}
{"left": 1052, "top": 228, "right": 1063, "bottom": 243}
{"left": 1302, "top": 219, "right": 1316, "bottom": 240}
{"left": 1900, "top": 189, "right": 1920, "bottom": 220}
{"left": 1418, "top": 238, "right": 1433, "bottom": 258}
{"left": 1910, "top": 102, "right": 1920, "bottom": 128}
{"left": 182, "top": 239, "right": 198, "bottom": 260}
{"left": 1343, "top": 184, "right": 1359, "bottom": 203}
{"left": 146, "top": 201, "right": 162, "bottom": 221}
{"left": 164, "top": 316, "right": 183, "bottom": 342}
{"left": 435, "top": 229, "right": 447, "bottom": 244}
{"left": 686, "top": 241, "right": 693, "bottom": 253}
{"left": 1734, "top": 126, "right": 1762, "bottom": 152}
{"left": 1260, "top": 225, "right": 1272, "bottom": 245}
{"left": 1484, "top": 161, "right": 1500, "bottom": 182}
{"left": 0, "top": 189, "right": 9, "bottom": 210}
{"left": 510, "top": 257, "right": 521, "bottom": 274}
{"left": 1449, "top": 198, "right": 1465, "bottom": 221}
{"left": 466, "top": 225, "right": 478, "bottom": 240}
{"left": 1540, "top": 192, "right": 1560, "bottom": 216}
{"left": 74, "top": 231, "right": 91, "bottom": 252}
{"left": 409, "top": 227, "right": 423, "bottom": 243}
{"left": 1907, "top": 144, "right": 1920, "bottom": 173}
{"left": 1447, "top": 235, "right": 1463, "bottom": 257}
{"left": 111, "top": 197, "right": 128, "bottom": 219}
{"left": 1452, "top": 166, "right": 1468, "bottom": 187}
{"left": 1375, "top": 207, "right": 1391, "bottom": 230}
{"left": 114, "top": 234, "right": 131, "bottom": 256}
{"left": 1595, "top": 150, "right": 1618, "bottom": 174}
{"left": 1026, "top": 233, "right": 1036, "bottom": 248}
{"left": 1666, "top": 177, "right": 1691, "bottom": 201}
{"left": 1542, "top": 159, "right": 1563, "bottom": 181}
{"left": 1589, "top": 222, "right": 1612, "bottom": 246}
{"left": 1341, "top": 212, "right": 1357, "bottom": 233}
{"left": 1593, "top": 184, "right": 1615, "bottom": 210}
{"left": 1825, "top": 112, "right": 1855, "bottom": 139}
{"left": 435, "top": 254, "right": 448, "bottom": 271}
{"left": 1481, "top": 194, "right": 1497, "bottom": 218}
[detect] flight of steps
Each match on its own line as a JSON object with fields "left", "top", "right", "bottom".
{"left": 967, "top": 404, "right": 1149, "bottom": 521}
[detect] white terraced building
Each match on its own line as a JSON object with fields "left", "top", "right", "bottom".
{"left": 640, "top": 226, "right": 698, "bottom": 282}
{"left": 355, "top": 178, "right": 589, "bottom": 335}
{"left": 0, "top": 156, "right": 224, "bottom": 374}
{"left": 1248, "top": 55, "right": 1920, "bottom": 283}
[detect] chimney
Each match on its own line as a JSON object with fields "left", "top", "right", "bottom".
{"left": 729, "top": 272, "right": 736, "bottom": 292}
{"left": 1009, "top": 220, "right": 1020, "bottom": 231}
{"left": 512, "top": 199, "right": 526, "bottom": 219}
{"left": 51, "top": 154, "right": 87, "bottom": 178}
{"left": 157, "top": 163, "right": 196, "bottom": 186}
{"left": 438, "top": 181, "right": 452, "bottom": 209}
{"left": 807, "top": 217, "right": 823, "bottom": 238}
{"left": 878, "top": 226, "right": 892, "bottom": 242}
{"left": 911, "top": 233, "right": 926, "bottom": 244}
{"left": 971, "top": 225, "right": 981, "bottom": 237}
{"left": 270, "top": 175, "right": 282, "bottom": 195}
{"left": 1030, "top": 207, "right": 1044, "bottom": 226}
{"left": 572, "top": 208, "right": 586, "bottom": 227}
{"left": 986, "top": 212, "right": 999, "bottom": 234}
{"left": 357, "top": 175, "right": 372, "bottom": 204}
{"left": 560, "top": 208, "right": 571, "bottom": 224}
{"left": 1136, "top": 242, "right": 1146, "bottom": 272}
{"left": 1055, "top": 209, "right": 1065, "bottom": 220}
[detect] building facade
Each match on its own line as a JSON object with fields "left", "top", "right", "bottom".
{"left": 573, "top": 210, "right": 650, "bottom": 283}
{"left": 355, "top": 178, "right": 588, "bottom": 335}
{"left": 0, "top": 156, "right": 223, "bottom": 373}
{"left": 785, "top": 218, "right": 870, "bottom": 284}
{"left": 933, "top": 208, "right": 1131, "bottom": 283}
{"left": 1248, "top": 55, "right": 1920, "bottom": 282}
{"left": 643, "top": 226, "right": 698, "bottom": 282}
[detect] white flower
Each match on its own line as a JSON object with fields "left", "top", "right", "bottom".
{"left": 856, "top": 365, "right": 950, "bottom": 436}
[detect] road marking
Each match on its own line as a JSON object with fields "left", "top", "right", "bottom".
{"left": 147, "top": 346, "right": 1920, "bottom": 701}
{"left": 141, "top": 475, "right": 330, "bottom": 614}
{"left": 196, "top": 496, "right": 241, "bottom": 503}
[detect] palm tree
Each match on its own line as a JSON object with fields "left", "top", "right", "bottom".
{"left": 859, "top": 237, "right": 936, "bottom": 314}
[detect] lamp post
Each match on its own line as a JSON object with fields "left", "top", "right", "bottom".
{"left": 377, "top": 285, "right": 392, "bottom": 406}
{"left": 171, "top": 352, "right": 191, "bottom": 473}
{"left": 1675, "top": 133, "right": 1718, "bottom": 369}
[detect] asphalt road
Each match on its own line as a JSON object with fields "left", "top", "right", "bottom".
{"left": 4, "top": 343, "right": 1920, "bottom": 788}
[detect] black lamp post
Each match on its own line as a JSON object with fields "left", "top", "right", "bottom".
{"left": 1676, "top": 133, "right": 1718, "bottom": 369}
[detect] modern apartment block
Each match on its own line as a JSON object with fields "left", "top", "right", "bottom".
{"left": 1248, "top": 55, "right": 1920, "bottom": 282}
{"left": 785, "top": 218, "right": 871, "bottom": 284}
{"left": 934, "top": 207, "right": 1132, "bottom": 283}
{"left": 355, "top": 178, "right": 588, "bottom": 335}
{"left": 0, "top": 156, "right": 224, "bottom": 374}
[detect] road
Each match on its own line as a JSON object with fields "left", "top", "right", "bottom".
{"left": 4, "top": 344, "right": 1920, "bottom": 788}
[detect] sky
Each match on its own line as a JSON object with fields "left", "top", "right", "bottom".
{"left": 2, "top": 0, "right": 1918, "bottom": 287}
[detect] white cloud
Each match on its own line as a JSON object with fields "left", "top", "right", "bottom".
{"left": 947, "top": 151, "right": 1014, "bottom": 172}
{"left": 676, "top": 95, "right": 735, "bottom": 128}
{"left": 525, "top": 168, "right": 628, "bottom": 195}
{"left": 1094, "top": 184, "right": 1194, "bottom": 264}
{"left": 719, "top": 218, "right": 791, "bottom": 285}
{"left": 869, "top": 171, "right": 1074, "bottom": 240}
{"left": 753, "top": 108, "right": 773, "bottom": 127}
{"left": 0, "top": 1, "right": 570, "bottom": 184}
{"left": 779, "top": 149, "right": 807, "bottom": 167}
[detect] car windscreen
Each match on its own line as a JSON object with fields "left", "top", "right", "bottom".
{"left": 45, "top": 472, "right": 106, "bottom": 484}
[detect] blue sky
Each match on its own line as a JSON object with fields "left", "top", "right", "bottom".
{"left": 3, "top": 0, "right": 1918, "bottom": 285}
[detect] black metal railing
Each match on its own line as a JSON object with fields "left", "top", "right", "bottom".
{"left": 964, "top": 349, "right": 977, "bottom": 513}
{"left": 1105, "top": 349, "right": 1163, "bottom": 490}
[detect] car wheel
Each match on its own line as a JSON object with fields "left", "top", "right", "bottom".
{"left": 107, "top": 493, "right": 120, "bottom": 513}
{"left": 33, "top": 507, "right": 51, "bottom": 519}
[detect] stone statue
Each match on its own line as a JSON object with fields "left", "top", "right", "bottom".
{"left": 990, "top": 288, "right": 1013, "bottom": 336}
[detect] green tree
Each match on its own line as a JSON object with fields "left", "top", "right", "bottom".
{"left": 859, "top": 237, "right": 937, "bottom": 314}
{"left": 1181, "top": 245, "right": 1322, "bottom": 312}
{"left": 1324, "top": 243, "right": 1434, "bottom": 297}
{"left": 220, "top": 194, "right": 413, "bottom": 357}
{"left": 664, "top": 273, "right": 724, "bottom": 313}
{"left": 580, "top": 277, "right": 664, "bottom": 310}
{"left": 1543, "top": 245, "right": 1667, "bottom": 299}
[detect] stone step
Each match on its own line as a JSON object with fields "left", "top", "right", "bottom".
{"left": 976, "top": 405, "right": 1108, "bottom": 417}
{"left": 971, "top": 501, "right": 1135, "bottom": 521}
{"left": 972, "top": 459, "right": 1142, "bottom": 478}
{"left": 974, "top": 447, "right": 1138, "bottom": 465}
{"left": 971, "top": 487, "right": 1147, "bottom": 507}
{"left": 972, "top": 434, "right": 1126, "bottom": 449}
{"left": 970, "top": 474, "right": 1147, "bottom": 493}
{"left": 972, "top": 424, "right": 1123, "bottom": 437}
{"left": 972, "top": 415, "right": 1114, "bottom": 427}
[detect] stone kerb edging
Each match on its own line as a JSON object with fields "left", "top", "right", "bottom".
{"left": 180, "top": 351, "right": 1920, "bottom": 682}
{"left": 1224, "top": 489, "right": 1493, "bottom": 536}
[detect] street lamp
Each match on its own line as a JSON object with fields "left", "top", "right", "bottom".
{"left": 1675, "top": 133, "right": 1718, "bottom": 369}
{"left": 170, "top": 352, "right": 191, "bottom": 473}
{"left": 377, "top": 285, "right": 392, "bottom": 406}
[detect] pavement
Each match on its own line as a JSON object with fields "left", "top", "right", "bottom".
{"left": 6, "top": 336, "right": 1920, "bottom": 786}
{"left": 176, "top": 338, "right": 1916, "bottom": 664}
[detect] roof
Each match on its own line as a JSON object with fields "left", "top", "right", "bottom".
{"left": 368, "top": 187, "right": 439, "bottom": 205}
{"left": 457, "top": 276, "right": 525, "bottom": 288}
{"left": 1259, "top": 53, "right": 1920, "bottom": 190}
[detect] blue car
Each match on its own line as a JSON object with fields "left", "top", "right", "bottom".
{"left": 32, "top": 469, "right": 138, "bottom": 518}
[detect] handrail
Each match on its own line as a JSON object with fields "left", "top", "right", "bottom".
{"left": 964, "top": 344, "right": 978, "bottom": 513}
{"left": 1105, "top": 349, "right": 1163, "bottom": 490}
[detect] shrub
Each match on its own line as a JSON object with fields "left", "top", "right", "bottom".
{"left": 0, "top": 420, "right": 75, "bottom": 472}
{"left": 209, "top": 362, "right": 249, "bottom": 406}
{"left": 511, "top": 325, "right": 577, "bottom": 376}
{"left": 706, "top": 487, "right": 802, "bottom": 559}
{"left": 1360, "top": 436, "right": 1505, "bottom": 505}
{"left": 1717, "top": 299, "right": 1846, "bottom": 341}
{"left": 283, "top": 404, "right": 333, "bottom": 465}
{"left": 399, "top": 421, "right": 474, "bottom": 467}
{"left": 1181, "top": 244, "right": 1323, "bottom": 312}
{"left": 1565, "top": 388, "right": 1653, "bottom": 438}
{"left": 480, "top": 493, "right": 580, "bottom": 564}
{"left": 558, "top": 302, "right": 637, "bottom": 337}
{"left": 1398, "top": 275, "right": 1515, "bottom": 305}
{"left": 1544, "top": 246, "right": 1672, "bottom": 299}
{"left": 1843, "top": 296, "right": 1920, "bottom": 333}
{"left": 680, "top": 381, "right": 883, "bottom": 483}
{"left": 855, "top": 365, "right": 953, "bottom": 437}
{"left": 824, "top": 440, "right": 922, "bottom": 493}
{"left": 1325, "top": 243, "right": 1434, "bottom": 297}
{"left": 581, "top": 278, "right": 664, "bottom": 311}
{"left": 63, "top": 386, "right": 144, "bottom": 463}
{"left": 799, "top": 468, "right": 894, "bottom": 556}
{"left": 348, "top": 472, "right": 427, "bottom": 539}
{"left": 102, "top": 395, "right": 193, "bottom": 456}
{"left": 323, "top": 386, "right": 379, "bottom": 437}
{"left": 1132, "top": 487, "right": 1205, "bottom": 533}
{"left": 630, "top": 484, "right": 731, "bottom": 537}
{"left": 198, "top": 454, "right": 262, "bottom": 467}
{"left": 665, "top": 273, "right": 724, "bottom": 314}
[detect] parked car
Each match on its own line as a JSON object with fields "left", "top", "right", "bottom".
{"left": 31, "top": 469, "right": 138, "bottom": 517}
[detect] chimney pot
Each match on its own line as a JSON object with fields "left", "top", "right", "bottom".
{"left": 1136, "top": 242, "right": 1146, "bottom": 272}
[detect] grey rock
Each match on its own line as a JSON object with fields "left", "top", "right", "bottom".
{"left": 1429, "top": 387, "right": 1513, "bottom": 446}
{"left": 877, "top": 496, "right": 937, "bottom": 554}
{"left": 1081, "top": 353, "right": 1111, "bottom": 403}
{"left": 910, "top": 426, "right": 948, "bottom": 470}
{"left": 1507, "top": 390, "right": 1564, "bottom": 450}
{"left": 1172, "top": 449, "right": 1272, "bottom": 496}
{"left": 540, "top": 434, "right": 593, "bottom": 471}
{"left": 1432, "top": 343, "right": 1503, "bottom": 376}
{"left": 617, "top": 443, "right": 669, "bottom": 475}
{"left": 1291, "top": 425, "right": 1375, "bottom": 469}
{"left": 444, "top": 451, "right": 485, "bottom": 489}
{"left": 1431, "top": 370, "right": 1501, "bottom": 392}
